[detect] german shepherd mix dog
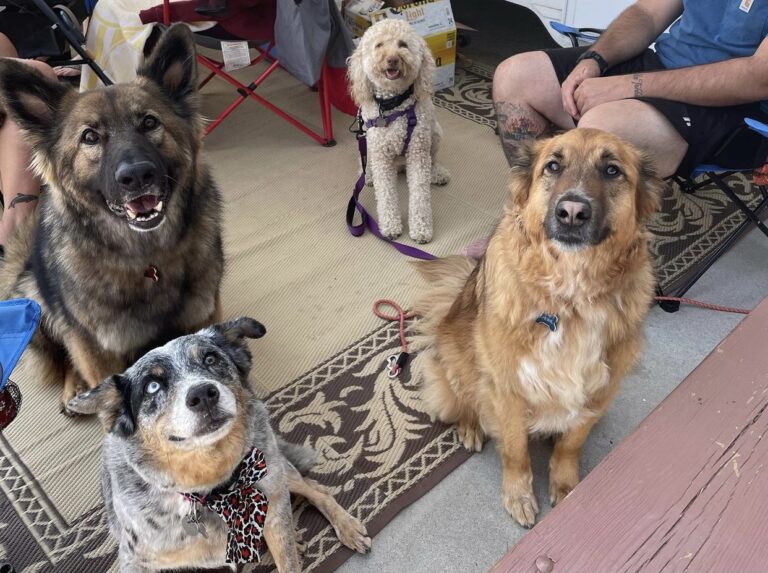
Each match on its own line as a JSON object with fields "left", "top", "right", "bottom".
{"left": 67, "top": 318, "right": 371, "bottom": 572}
{"left": 414, "top": 129, "right": 662, "bottom": 527}
{"left": 0, "top": 25, "right": 223, "bottom": 414}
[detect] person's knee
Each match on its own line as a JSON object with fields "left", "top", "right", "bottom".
{"left": 577, "top": 105, "right": 624, "bottom": 134}
{"left": 24, "top": 59, "right": 57, "bottom": 81}
{"left": 0, "top": 33, "right": 19, "bottom": 58}
{"left": 492, "top": 51, "right": 549, "bottom": 103}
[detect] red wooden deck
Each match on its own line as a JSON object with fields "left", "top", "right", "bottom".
{"left": 490, "top": 297, "right": 768, "bottom": 573}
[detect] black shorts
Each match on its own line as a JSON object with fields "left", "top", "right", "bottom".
{"left": 546, "top": 46, "right": 768, "bottom": 177}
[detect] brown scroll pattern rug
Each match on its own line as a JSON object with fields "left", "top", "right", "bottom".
{"left": 437, "top": 60, "right": 766, "bottom": 295}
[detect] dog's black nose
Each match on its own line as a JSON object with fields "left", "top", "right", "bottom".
{"left": 386, "top": 56, "right": 399, "bottom": 66}
{"left": 115, "top": 160, "right": 157, "bottom": 190}
{"left": 186, "top": 384, "right": 220, "bottom": 411}
{"left": 556, "top": 198, "right": 591, "bottom": 227}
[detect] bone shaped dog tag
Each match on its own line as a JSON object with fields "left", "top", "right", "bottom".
{"left": 183, "top": 516, "right": 199, "bottom": 536}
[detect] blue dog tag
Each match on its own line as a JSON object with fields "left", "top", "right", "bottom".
{"left": 535, "top": 313, "right": 559, "bottom": 332}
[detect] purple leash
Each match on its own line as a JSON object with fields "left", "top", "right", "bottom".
{"left": 345, "top": 105, "right": 436, "bottom": 261}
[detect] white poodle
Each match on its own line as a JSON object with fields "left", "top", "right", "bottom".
{"left": 348, "top": 19, "right": 450, "bottom": 244}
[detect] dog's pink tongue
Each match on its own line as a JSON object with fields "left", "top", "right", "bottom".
{"left": 126, "top": 195, "right": 158, "bottom": 213}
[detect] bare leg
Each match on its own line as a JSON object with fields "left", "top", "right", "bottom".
{"left": 578, "top": 99, "right": 688, "bottom": 178}
{"left": 492, "top": 51, "right": 577, "bottom": 165}
{"left": 0, "top": 50, "right": 57, "bottom": 246}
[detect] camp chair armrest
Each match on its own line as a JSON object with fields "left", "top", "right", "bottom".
{"left": 549, "top": 21, "right": 604, "bottom": 47}
{"left": 745, "top": 117, "right": 768, "bottom": 139}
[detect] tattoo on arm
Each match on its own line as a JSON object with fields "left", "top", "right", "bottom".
{"left": 493, "top": 101, "right": 548, "bottom": 166}
{"left": 8, "top": 193, "right": 39, "bottom": 209}
{"left": 631, "top": 74, "right": 644, "bottom": 97}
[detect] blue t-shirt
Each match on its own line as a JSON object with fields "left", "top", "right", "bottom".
{"left": 655, "top": 0, "right": 768, "bottom": 69}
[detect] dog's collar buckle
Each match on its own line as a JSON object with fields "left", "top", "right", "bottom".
{"left": 144, "top": 265, "right": 160, "bottom": 282}
{"left": 374, "top": 84, "right": 415, "bottom": 112}
{"left": 535, "top": 313, "right": 559, "bottom": 332}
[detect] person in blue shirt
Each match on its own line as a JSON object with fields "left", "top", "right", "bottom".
{"left": 492, "top": 0, "right": 768, "bottom": 178}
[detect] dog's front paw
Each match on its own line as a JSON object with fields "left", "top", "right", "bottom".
{"left": 335, "top": 514, "right": 371, "bottom": 554}
{"left": 456, "top": 418, "right": 484, "bottom": 452}
{"left": 549, "top": 456, "right": 580, "bottom": 507}
{"left": 409, "top": 225, "right": 433, "bottom": 244}
{"left": 60, "top": 400, "right": 84, "bottom": 417}
{"left": 549, "top": 479, "right": 577, "bottom": 507}
{"left": 503, "top": 490, "right": 539, "bottom": 528}
{"left": 431, "top": 164, "right": 451, "bottom": 186}
{"left": 61, "top": 390, "right": 85, "bottom": 417}
{"left": 379, "top": 221, "right": 403, "bottom": 240}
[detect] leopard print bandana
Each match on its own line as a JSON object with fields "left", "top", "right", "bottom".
{"left": 183, "top": 448, "right": 269, "bottom": 563}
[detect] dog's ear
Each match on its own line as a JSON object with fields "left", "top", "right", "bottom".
{"left": 414, "top": 35, "right": 436, "bottom": 103}
{"left": 0, "top": 59, "right": 71, "bottom": 150}
{"left": 138, "top": 23, "right": 198, "bottom": 117}
{"left": 208, "top": 317, "right": 266, "bottom": 375}
{"left": 347, "top": 45, "right": 374, "bottom": 108}
{"left": 66, "top": 374, "right": 137, "bottom": 437}
{"left": 635, "top": 154, "right": 663, "bottom": 223}
{"left": 507, "top": 139, "right": 539, "bottom": 208}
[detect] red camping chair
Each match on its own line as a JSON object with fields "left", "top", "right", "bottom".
{"left": 148, "top": 0, "right": 335, "bottom": 144}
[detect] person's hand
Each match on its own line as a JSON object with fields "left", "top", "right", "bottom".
{"left": 561, "top": 59, "right": 601, "bottom": 121}
{"left": 573, "top": 75, "right": 636, "bottom": 118}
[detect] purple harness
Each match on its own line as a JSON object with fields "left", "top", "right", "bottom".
{"left": 345, "top": 103, "right": 436, "bottom": 260}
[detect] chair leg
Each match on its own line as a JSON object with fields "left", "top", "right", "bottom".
{"left": 655, "top": 285, "right": 680, "bottom": 313}
{"left": 657, "top": 173, "right": 768, "bottom": 304}
{"left": 709, "top": 172, "right": 768, "bottom": 237}
{"left": 318, "top": 60, "right": 335, "bottom": 147}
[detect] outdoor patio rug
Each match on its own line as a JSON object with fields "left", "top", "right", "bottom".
{"left": 443, "top": 60, "right": 767, "bottom": 296}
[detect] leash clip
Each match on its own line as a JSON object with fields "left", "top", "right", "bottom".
{"left": 351, "top": 110, "right": 366, "bottom": 139}
{"left": 386, "top": 352, "right": 410, "bottom": 378}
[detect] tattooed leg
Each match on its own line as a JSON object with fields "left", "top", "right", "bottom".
{"left": 493, "top": 101, "right": 550, "bottom": 166}
{"left": 8, "top": 193, "right": 39, "bottom": 209}
{"left": 0, "top": 112, "right": 43, "bottom": 245}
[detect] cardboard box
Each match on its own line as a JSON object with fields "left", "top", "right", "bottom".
{"left": 344, "top": 0, "right": 457, "bottom": 91}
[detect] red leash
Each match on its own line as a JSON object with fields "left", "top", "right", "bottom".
{"left": 373, "top": 295, "right": 750, "bottom": 378}
{"left": 653, "top": 296, "right": 750, "bottom": 315}
{"left": 372, "top": 299, "right": 417, "bottom": 378}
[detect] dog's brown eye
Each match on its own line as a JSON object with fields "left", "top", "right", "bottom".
{"left": 204, "top": 352, "right": 219, "bottom": 367}
{"left": 375, "top": 42, "right": 383, "bottom": 49}
{"left": 605, "top": 165, "right": 622, "bottom": 178}
{"left": 398, "top": 41, "right": 408, "bottom": 49}
{"left": 141, "top": 115, "right": 159, "bottom": 131}
{"left": 81, "top": 129, "right": 100, "bottom": 145}
{"left": 545, "top": 160, "right": 561, "bottom": 173}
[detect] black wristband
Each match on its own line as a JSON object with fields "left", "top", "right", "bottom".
{"left": 576, "top": 50, "right": 609, "bottom": 76}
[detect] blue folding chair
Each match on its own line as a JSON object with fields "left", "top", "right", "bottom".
{"left": 549, "top": 22, "right": 768, "bottom": 311}
{"left": 0, "top": 298, "right": 41, "bottom": 432}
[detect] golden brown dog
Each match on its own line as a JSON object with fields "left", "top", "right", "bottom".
{"left": 413, "top": 129, "right": 662, "bottom": 527}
